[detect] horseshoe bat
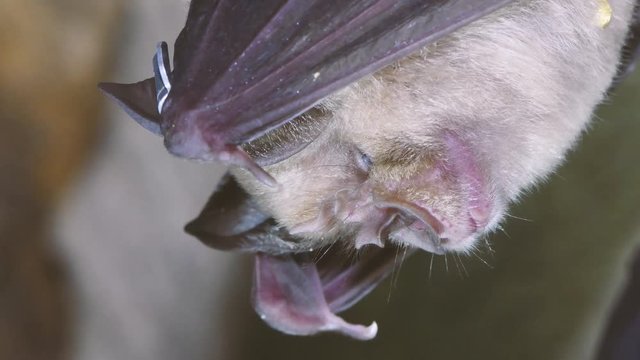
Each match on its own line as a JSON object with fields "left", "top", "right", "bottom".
{"left": 100, "top": 0, "right": 639, "bottom": 340}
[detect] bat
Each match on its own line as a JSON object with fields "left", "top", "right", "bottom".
{"left": 100, "top": 0, "right": 639, "bottom": 340}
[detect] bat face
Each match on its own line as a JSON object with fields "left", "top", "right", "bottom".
{"left": 235, "top": 84, "right": 505, "bottom": 254}
{"left": 233, "top": 0, "right": 635, "bottom": 255}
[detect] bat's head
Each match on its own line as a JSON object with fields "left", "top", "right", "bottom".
{"left": 204, "top": 44, "right": 590, "bottom": 338}
{"left": 231, "top": 52, "right": 536, "bottom": 256}
{"left": 235, "top": 107, "right": 505, "bottom": 254}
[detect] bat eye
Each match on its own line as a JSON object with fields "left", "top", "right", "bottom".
{"left": 356, "top": 149, "right": 374, "bottom": 172}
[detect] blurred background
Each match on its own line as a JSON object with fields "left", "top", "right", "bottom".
{"left": 1, "top": 0, "right": 638, "bottom": 359}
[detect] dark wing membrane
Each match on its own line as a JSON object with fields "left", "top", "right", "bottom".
{"left": 185, "top": 175, "right": 311, "bottom": 254}
{"left": 166, "top": 0, "right": 515, "bottom": 144}
{"left": 98, "top": 79, "right": 161, "bottom": 135}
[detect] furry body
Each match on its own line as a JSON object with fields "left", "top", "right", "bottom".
{"left": 234, "top": 0, "right": 637, "bottom": 253}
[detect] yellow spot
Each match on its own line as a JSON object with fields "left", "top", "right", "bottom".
{"left": 595, "top": 0, "right": 612, "bottom": 28}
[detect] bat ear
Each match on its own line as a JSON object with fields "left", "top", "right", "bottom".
{"left": 98, "top": 78, "right": 162, "bottom": 135}
{"left": 185, "top": 174, "right": 272, "bottom": 250}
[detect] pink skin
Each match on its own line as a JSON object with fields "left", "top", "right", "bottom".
{"left": 436, "top": 132, "right": 496, "bottom": 248}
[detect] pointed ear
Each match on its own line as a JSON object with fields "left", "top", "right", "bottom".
{"left": 187, "top": 174, "right": 270, "bottom": 237}
{"left": 98, "top": 78, "right": 162, "bottom": 135}
{"left": 185, "top": 174, "right": 308, "bottom": 254}
{"left": 185, "top": 174, "right": 271, "bottom": 250}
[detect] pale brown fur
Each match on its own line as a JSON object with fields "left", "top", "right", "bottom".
{"left": 233, "top": 0, "right": 637, "bottom": 252}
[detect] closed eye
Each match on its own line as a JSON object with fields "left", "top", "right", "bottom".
{"left": 356, "top": 148, "right": 374, "bottom": 172}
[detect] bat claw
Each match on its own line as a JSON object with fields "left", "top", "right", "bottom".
{"left": 219, "top": 145, "right": 279, "bottom": 188}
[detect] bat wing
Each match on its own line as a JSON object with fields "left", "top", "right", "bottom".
{"left": 100, "top": 0, "right": 515, "bottom": 183}
{"left": 99, "top": 79, "right": 161, "bottom": 134}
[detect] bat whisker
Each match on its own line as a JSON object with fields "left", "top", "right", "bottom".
{"left": 452, "top": 253, "right": 463, "bottom": 279}
{"left": 428, "top": 253, "right": 435, "bottom": 282}
{"left": 457, "top": 253, "right": 469, "bottom": 278}
{"left": 495, "top": 224, "right": 511, "bottom": 239}
{"left": 483, "top": 236, "right": 496, "bottom": 254}
{"left": 392, "top": 247, "right": 409, "bottom": 289}
{"left": 313, "top": 241, "right": 337, "bottom": 263}
{"left": 504, "top": 213, "right": 533, "bottom": 223}
{"left": 470, "top": 250, "right": 493, "bottom": 269}
{"left": 387, "top": 245, "right": 402, "bottom": 303}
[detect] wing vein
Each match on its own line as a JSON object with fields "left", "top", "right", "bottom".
{"left": 211, "top": 0, "right": 391, "bottom": 107}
